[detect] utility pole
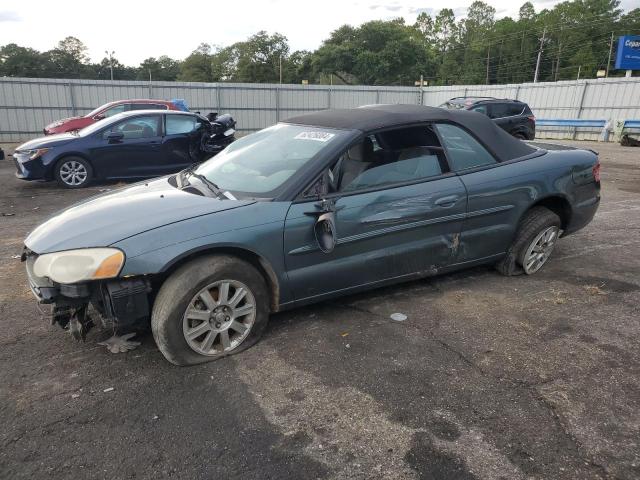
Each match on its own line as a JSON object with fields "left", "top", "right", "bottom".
{"left": 606, "top": 32, "right": 614, "bottom": 78}
{"left": 105, "top": 50, "right": 115, "bottom": 81}
{"left": 577, "top": 65, "right": 581, "bottom": 81}
{"left": 279, "top": 55, "right": 283, "bottom": 84}
{"left": 534, "top": 28, "right": 546, "bottom": 83}
{"left": 555, "top": 41, "right": 562, "bottom": 81}
{"left": 486, "top": 46, "right": 490, "bottom": 85}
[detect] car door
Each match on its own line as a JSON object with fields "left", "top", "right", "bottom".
{"left": 435, "top": 122, "right": 521, "bottom": 262}
{"left": 88, "top": 114, "right": 164, "bottom": 178}
{"left": 161, "top": 114, "right": 206, "bottom": 170}
{"left": 283, "top": 130, "right": 468, "bottom": 303}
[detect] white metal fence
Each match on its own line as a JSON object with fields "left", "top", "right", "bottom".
{"left": 1, "top": 76, "right": 639, "bottom": 143}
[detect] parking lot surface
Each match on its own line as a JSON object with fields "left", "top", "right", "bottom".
{"left": 0, "top": 140, "right": 639, "bottom": 479}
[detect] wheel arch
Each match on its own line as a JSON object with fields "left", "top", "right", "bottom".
{"left": 158, "top": 246, "right": 281, "bottom": 313}
{"left": 52, "top": 152, "right": 95, "bottom": 178}
{"left": 527, "top": 195, "right": 572, "bottom": 231}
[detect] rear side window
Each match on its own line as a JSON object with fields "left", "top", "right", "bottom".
{"left": 130, "top": 103, "right": 168, "bottom": 111}
{"left": 166, "top": 115, "right": 197, "bottom": 135}
{"left": 101, "top": 104, "right": 126, "bottom": 118}
{"left": 436, "top": 123, "right": 496, "bottom": 171}
{"left": 488, "top": 103, "right": 511, "bottom": 119}
{"left": 508, "top": 103, "right": 525, "bottom": 116}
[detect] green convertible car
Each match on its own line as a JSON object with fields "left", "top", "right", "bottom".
{"left": 23, "top": 105, "right": 601, "bottom": 365}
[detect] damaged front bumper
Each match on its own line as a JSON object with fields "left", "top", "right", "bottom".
{"left": 23, "top": 248, "right": 152, "bottom": 339}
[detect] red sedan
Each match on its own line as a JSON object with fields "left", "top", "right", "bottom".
{"left": 43, "top": 99, "right": 183, "bottom": 135}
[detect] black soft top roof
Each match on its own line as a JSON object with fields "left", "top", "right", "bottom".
{"left": 283, "top": 104, "right": 535, "bottom": 162}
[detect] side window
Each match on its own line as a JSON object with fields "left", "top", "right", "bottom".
{"left": 435, "top": 123, "right": 496, "bottom": 171}
{"left": 508, "top": 103, "right": 525, "bottom": 116}
{"left": 101, "top": 104, "right": 126, "bottom": 118}
{"left": 131, "top": 103, "right": 168, "bottom": 111}
{"left": 488, "top": 103, "right": 510, "bottom": 119}
{"left": 166, "top": 115, "right": 197, "bottom": 135}
{"left": 471, "top": 105, "right": 488, "bottom": 115}
{"left": 102, "top": 115, "right": 160, "bottom": 140}
{"left": 331, "top": 125, "right": 446, "bottom": 193}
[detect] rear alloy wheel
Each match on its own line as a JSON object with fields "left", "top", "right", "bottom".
{"left": 495, "top": 207, "right": 561, "bottom": 276}
{"left": 55, "top": 157, "right": 92, "bottom": 188}
{"left": 152, "top": 255, "right": 269, "bottom": 365}
{"left": 520, "top": 226, "right": 559, "bottom": 274}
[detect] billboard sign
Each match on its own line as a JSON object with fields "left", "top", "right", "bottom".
{"left": 615, "top": 35, "right": 640, "bottom": 70}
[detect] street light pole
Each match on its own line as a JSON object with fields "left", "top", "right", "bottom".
{"left": 105, "top": 50, "right": 115, "bottom": 81}
{"left": 534, "top": 28, "right": 546, "bottom": 83}
{"left": 606, "top": 32, "right": 614, "bottom": 78}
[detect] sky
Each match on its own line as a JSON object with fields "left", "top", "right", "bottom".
{"left": 1, "top": 0, "right": 638, "bottom": 65}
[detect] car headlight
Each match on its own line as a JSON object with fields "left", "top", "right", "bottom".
{"left": 33, "top": 248, "right": 125, "bottom": 284}
{"left": 25, "top": 148, "right": 50, "bottom": 160}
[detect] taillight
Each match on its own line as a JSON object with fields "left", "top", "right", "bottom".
{"left": 528, "top": 115, "right": 536, "bottom": 123}
{"left": 592, "top": 160, "right": 601, "bottom": 182}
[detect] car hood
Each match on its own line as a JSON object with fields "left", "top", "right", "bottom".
{"left": 25, "top": 177, "right": 255, "bottom": 254}
{"left": 45, "top": 116, "right": 82, "bottom": 127}
{"left": 16, "top": 133, "right": 78, "bottom": 151}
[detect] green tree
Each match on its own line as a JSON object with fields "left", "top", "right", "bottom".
{"left": 178, "top": 43, "right": 214, "bottom": 82}
{"left": 138, "top": 56, "right": 181, "bottom": 81}
{"left": 313, "top": 20, "right": 434, "bottom": 85}
{"left": 0, "top": 44, "right": 53, "bottom": 77}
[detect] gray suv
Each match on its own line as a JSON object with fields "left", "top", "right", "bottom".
{"left": 440, "top": 97, "right": 535, "bottom": 140}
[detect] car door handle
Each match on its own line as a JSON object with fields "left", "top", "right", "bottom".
{"left": 434, "top": 195, "right": 459, "bottom": 207}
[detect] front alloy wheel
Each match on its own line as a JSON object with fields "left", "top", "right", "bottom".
{"left": 182, "top": 280, "right": 256, "bottom": 356}
{"left": 55, "top": 157, "right": 92, "bottom": 188}
{"left": 151, "top": 255, "right": 269, "bottom": 365}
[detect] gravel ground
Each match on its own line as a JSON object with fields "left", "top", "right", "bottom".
{"left": 0, "top": 140, "right": 638, "bottom": 479}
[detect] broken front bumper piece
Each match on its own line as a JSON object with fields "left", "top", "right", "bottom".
{"left": 24, "top": 251, "right": 151, "bottom": 339}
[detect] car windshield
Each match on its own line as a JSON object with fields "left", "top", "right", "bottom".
{"left": 194, "top": 124, "right": 347, "bottom": 196}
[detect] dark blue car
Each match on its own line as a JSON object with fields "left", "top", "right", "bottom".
{"left": 14, "top": 110, "right": 212, "bottom": 188}
{"left": 23, "top": 105, "right": 601, "bottom": 365}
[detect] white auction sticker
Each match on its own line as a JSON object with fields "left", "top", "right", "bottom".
{"left": 294, "top": 131, "right": 335, "bottom": 142}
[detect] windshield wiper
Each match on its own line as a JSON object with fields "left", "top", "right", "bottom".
{"left": 181, "top": 167, "right": 233, "bottom": 199}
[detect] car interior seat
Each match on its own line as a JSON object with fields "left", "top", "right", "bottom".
{"left": 337, "top": 137, "right": 374, "bottom": 190}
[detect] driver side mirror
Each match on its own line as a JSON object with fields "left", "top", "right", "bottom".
{"left": 106, "top": 131, "right": 124, "bottom": 143}
{"left": 314, "top": 211, "right": 337, "bottom": 254}
{"left": 93, "top": 114, "right": 105, "bottom": 121}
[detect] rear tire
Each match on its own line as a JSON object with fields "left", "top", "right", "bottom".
{"left": 495, "top": 207, "right": 561, "bottom": 276}
{"left": 55, "top": 156, "right": 93, "bottom": 188}
{"left": 151, "top": 255, "right": 270, "bottom": 366}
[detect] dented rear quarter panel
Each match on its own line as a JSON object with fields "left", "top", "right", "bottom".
{"left": 456, "top": 148, "right": 599, "bottom": 261}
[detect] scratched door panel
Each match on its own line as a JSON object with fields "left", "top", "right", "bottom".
{"left": 283, "top": 176, "right": 468, "bottom": 302}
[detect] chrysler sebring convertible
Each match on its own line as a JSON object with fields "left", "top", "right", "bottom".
{"left": 22, "top": 105, "right": 601, "bottom": 365}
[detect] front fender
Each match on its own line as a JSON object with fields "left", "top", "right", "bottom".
{"left": 112, "top": 201, "right": 294, "bottom": 304}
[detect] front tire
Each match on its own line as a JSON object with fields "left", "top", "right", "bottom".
{"left": 55, "top": 156, "right": 93, "bottom": 188}
{"left": 495, "top": 207, "right": 561, "bottom": 276}
{"left": 151, "top": 255, "right": 270, "bottom": 366}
